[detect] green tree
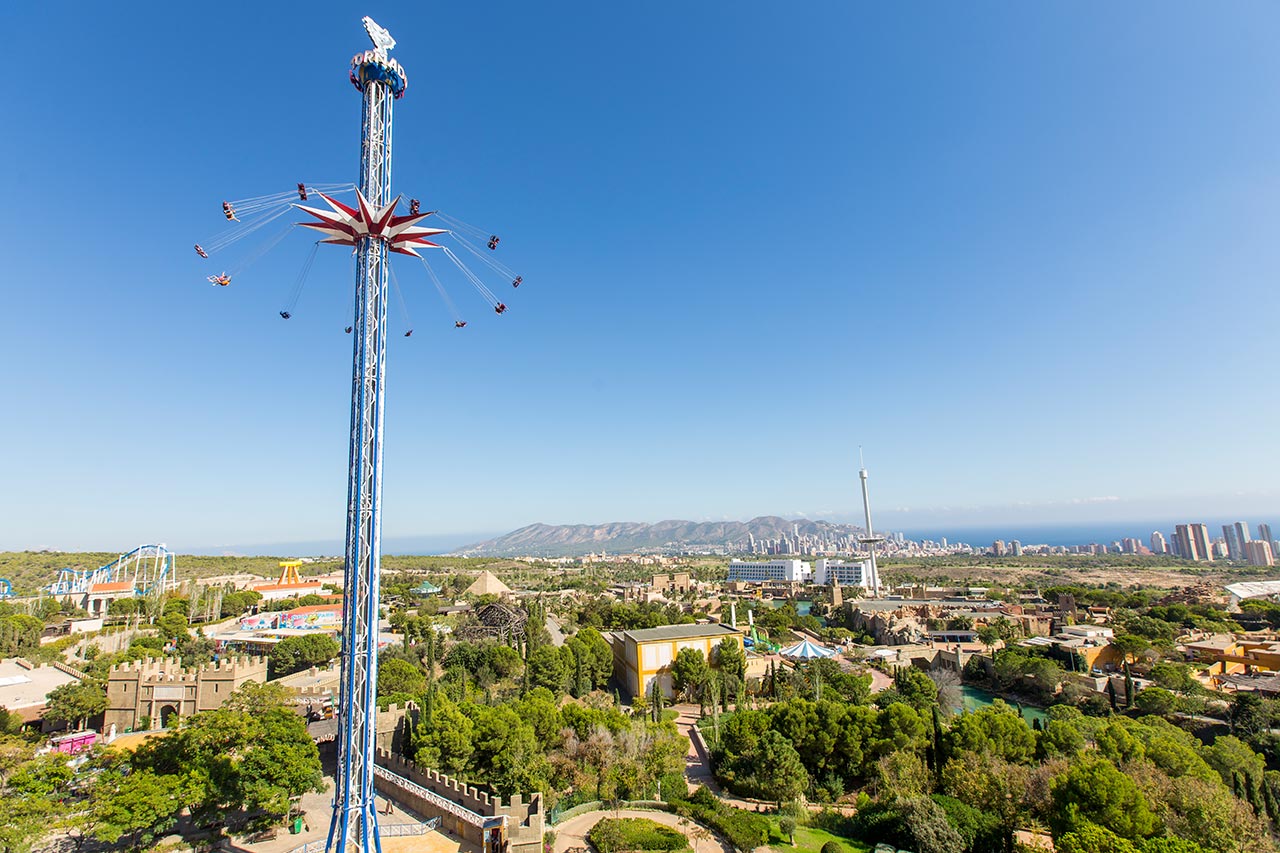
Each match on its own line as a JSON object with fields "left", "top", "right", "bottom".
{"left": 671, "top": 648, "right": 709, "bottom": 699}
{"left": 0, "top": 614, "right": 42, "bottom": 657}
{"left": 712, "top": 639, "right": 747, "bottom": 680}
{"left": 755, "top": 730, "right": 808, "bottom": 805}
{"left": 526, "top": 645, "right": 568, "bottom": 694}
{"left": 947, "top": 701, "right": 1036, "bottom": 764}
{"left": 84, "top": 767, "right": 187, "bottom": 850}
{"left": 1149, "top": 662, "right": 1202, "bottom": 696}
{"left": 467, "top": 705, "right": 550, "bottom": 797}
{"left": 1110, "top": 634, "right": 1152, "bottom": 666}
{"left": 0, "top": 795, "right": 55, "bottom": 853}
{"left": 894, "top": 667, "right": 939, "bottom": 711}
{"left": 1095, "top": 720, "right": 1145, "bottom": 765}
{"left": 515, "top": 688, "right": 562, "bottom": 749}
{"left": 43, "top": 679, "right": 106, "bottom": 731}
{"left": 1140, "top": 770, "right": 1263, "bottom": 853}
{"left": 1132, "top": 688, "right": 1178, "bottom": 718}
{"left": 1055, "top": 822, "right": 1138, "bottom": 853}
{"left": 485, "top": 644, "right": 525, "bottom": 680}
{"left": 155, "top": 599, "right": 190, "bottom": 641}
{"left": 268, "top": 633, "right": 340, "bottom": 679}
{"left": 415, "top": 696, "right": 475, "bottom": 776}
{"left": 1228, "top": 693, "right": 1275, "bottom": 740}
{"left": 930, "top": 794, "right": 1003, "bottom": 853}
{"left": 377, "top": 658, "right": 427, "bottom": 698}
{"left": 884, "top": 796, "right": 967, "bottom": 853}
{"left": 1201, "top": 734, "right": 1266, "bottom": 791}
{"left": 236, "top": 702, "right": 327, "bottom": 820}
{"left": 1037, "top": 719, "right": 1086, "bottom": 760}
{"left": 1050, "top": 756, "right": 1156, "bottom": 840}
{"left": 7, "top": 754, "right": 74, "bottom": 797}
{"left": 132, "top": 681, "right": 323, "bottom": 826}
{"left": 566, "top": 627, "right": 613, "bottom": 689}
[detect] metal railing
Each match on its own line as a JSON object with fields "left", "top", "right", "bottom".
{"left": 380, "top": 818, "right": 441, "bottom": 837}
{"left": 373, "top": 764, "right": 489, "bottom": 828}
{"left": 280, "top": 816, "right": 440, "bottom": 853}
{"left": 283, "top": 839, "right": 326, "bottom": 853}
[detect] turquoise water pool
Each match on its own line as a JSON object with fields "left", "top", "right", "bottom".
{"left": 959, "top": 684, "right": 1047, "bottom": 726}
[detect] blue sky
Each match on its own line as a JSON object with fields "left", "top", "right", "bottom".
{"left": 1, "top": 3, "right": 1277, "bottom": 553}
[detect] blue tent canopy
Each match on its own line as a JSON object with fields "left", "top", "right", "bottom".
{"left": 779, "top": 638, "right": 836, "bottom": 659}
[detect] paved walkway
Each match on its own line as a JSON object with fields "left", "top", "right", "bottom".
{"left": 670, "top": 705, "right": 775, "bottom": 813}
{"left": 230, "top": 782, "right": 449, "bottom": 853}
{"left": 868, "top": 668, "right": 892, "bottom": 693}
{"left": 672, "top": 705, "right": 714, "bottom": 794}
{"left": 552, "top": 809, "right": 731, "bottom": 853}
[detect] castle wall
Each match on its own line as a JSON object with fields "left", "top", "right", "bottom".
{"left": 104, "top": 656, "right": 267, "bottom": 732}
{"left": 374, "top": 749, "right": 543, "bottom": 853}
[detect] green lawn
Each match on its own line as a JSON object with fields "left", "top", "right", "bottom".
{"left": 766, "top": 821, "right": 872, "bottom": 853}
{"left": 588, "top": 817, "right": 690, "bottom": 853}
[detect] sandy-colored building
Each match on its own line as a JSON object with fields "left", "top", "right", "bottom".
{"left": 652, "top": 573, "right": 693, "bottom": 594}
{"left": 608, "top": 623, "right": 744, "bottom": 699}
{"left": 104, "top": 656, "right": 267, "bottom": 732}
{"left": 1186, "top": 635, "right": 1241, "bottom": 663}
{"left": 273, "top": 663, "right": 341, "bottom": 718}
{"left": 82, "top": 582, "right": 138, "bottom": 616}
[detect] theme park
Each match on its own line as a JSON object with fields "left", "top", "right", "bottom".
{"left": 4, "top": 7, "right": 1280, "bottom": 853}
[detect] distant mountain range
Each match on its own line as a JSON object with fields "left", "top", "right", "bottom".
{"left": 453, "top": 516, "right": 869, "bottom": 557}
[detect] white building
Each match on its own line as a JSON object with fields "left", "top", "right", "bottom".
{"left": 813, "top": 558, "right": 873, "bottom": 590}
{"left": 727, "top": 559, "right": 812, "bottom": 583}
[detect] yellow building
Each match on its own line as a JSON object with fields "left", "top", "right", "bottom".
{"left": 609, "top": 623, "right": 744, "bottom": 699}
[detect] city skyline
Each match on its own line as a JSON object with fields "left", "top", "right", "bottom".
{"left": 2, "top": 4, "right": 1278, "bottom": 550}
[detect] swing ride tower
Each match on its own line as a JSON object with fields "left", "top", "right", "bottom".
{"left": 329, "top": 17, "right": 405, "bottom": 853}
{"left": 195, "top": 25, "right": 522, "bottom": 848}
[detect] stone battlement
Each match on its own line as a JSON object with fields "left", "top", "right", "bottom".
{"left": 104, "top": 655, "right": 268, "bottom": 733}
{"left": 373, "top": 749, "right": 542, "bottom": 853}
{"left": 110, "top": 656, "right": 266, "bottom": 677}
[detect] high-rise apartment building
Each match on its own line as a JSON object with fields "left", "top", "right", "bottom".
{"left": 1011, "top": 540, "right": 1023, "bottom": 557}
{"left": 1234, "top": 522, "right": 1252, "bottom": 556}
{"left": 1245, "top": 540, "right": 1275, "bottom": 568}
{"left": 1260, "top": 524, "right": 1274, "bottom": 549}
{"left": 1190, "top": 524, "right": 1214, "bottom": 563}
{"left": 1174, "top": 525, "right": 1197, "bottom": 561}
{"left": 1150, "top": 531, "right": 1168, "bottom": 555}
{"left": 992, "top": 540, "right": 1006, "bottom": 557}
{"left": 1224, "top": 525, "right": 1243, "bottom": 560}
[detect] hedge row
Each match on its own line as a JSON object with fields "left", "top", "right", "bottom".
{"left": 670, "top": 787, "right": 769, "bottom": 853}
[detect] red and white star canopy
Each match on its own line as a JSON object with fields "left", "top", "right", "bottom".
{"left": 295, "top": 191, "right": 447, "bottom": 257}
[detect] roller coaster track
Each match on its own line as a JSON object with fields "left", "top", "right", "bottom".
{"left": 47, "top": 544, "right": 176, "bottom": 598}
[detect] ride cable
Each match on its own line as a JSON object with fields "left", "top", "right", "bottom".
{"left": 441, "top": 247, "right": 501, "bottom": 308}
{"left": 281, "top": 241, "right": 322, "bottom": 318}
{"left": 418, "top": 256, "right": 465, "bottom": 327}
{"left": 230, "top": 222, "right": 297, "bottom": 278}
{"left": 444, "top": 231, "right": 520, "bottom": 284}
{"left": 434, "top": 212, "right": 491, "bottom": 242}
{"left": 387, "top": 261, "right": 414, "bottom": 336}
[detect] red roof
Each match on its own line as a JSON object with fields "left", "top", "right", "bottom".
{"left": 89, "top": 582, "right": 135, "bottom": 593}
{"left": 286, "top": 604, "right": 343, "bottom": 616}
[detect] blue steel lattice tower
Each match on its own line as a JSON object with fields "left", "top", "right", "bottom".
{"left": 328, "top": 17, "right": 406, "bottom": 853}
